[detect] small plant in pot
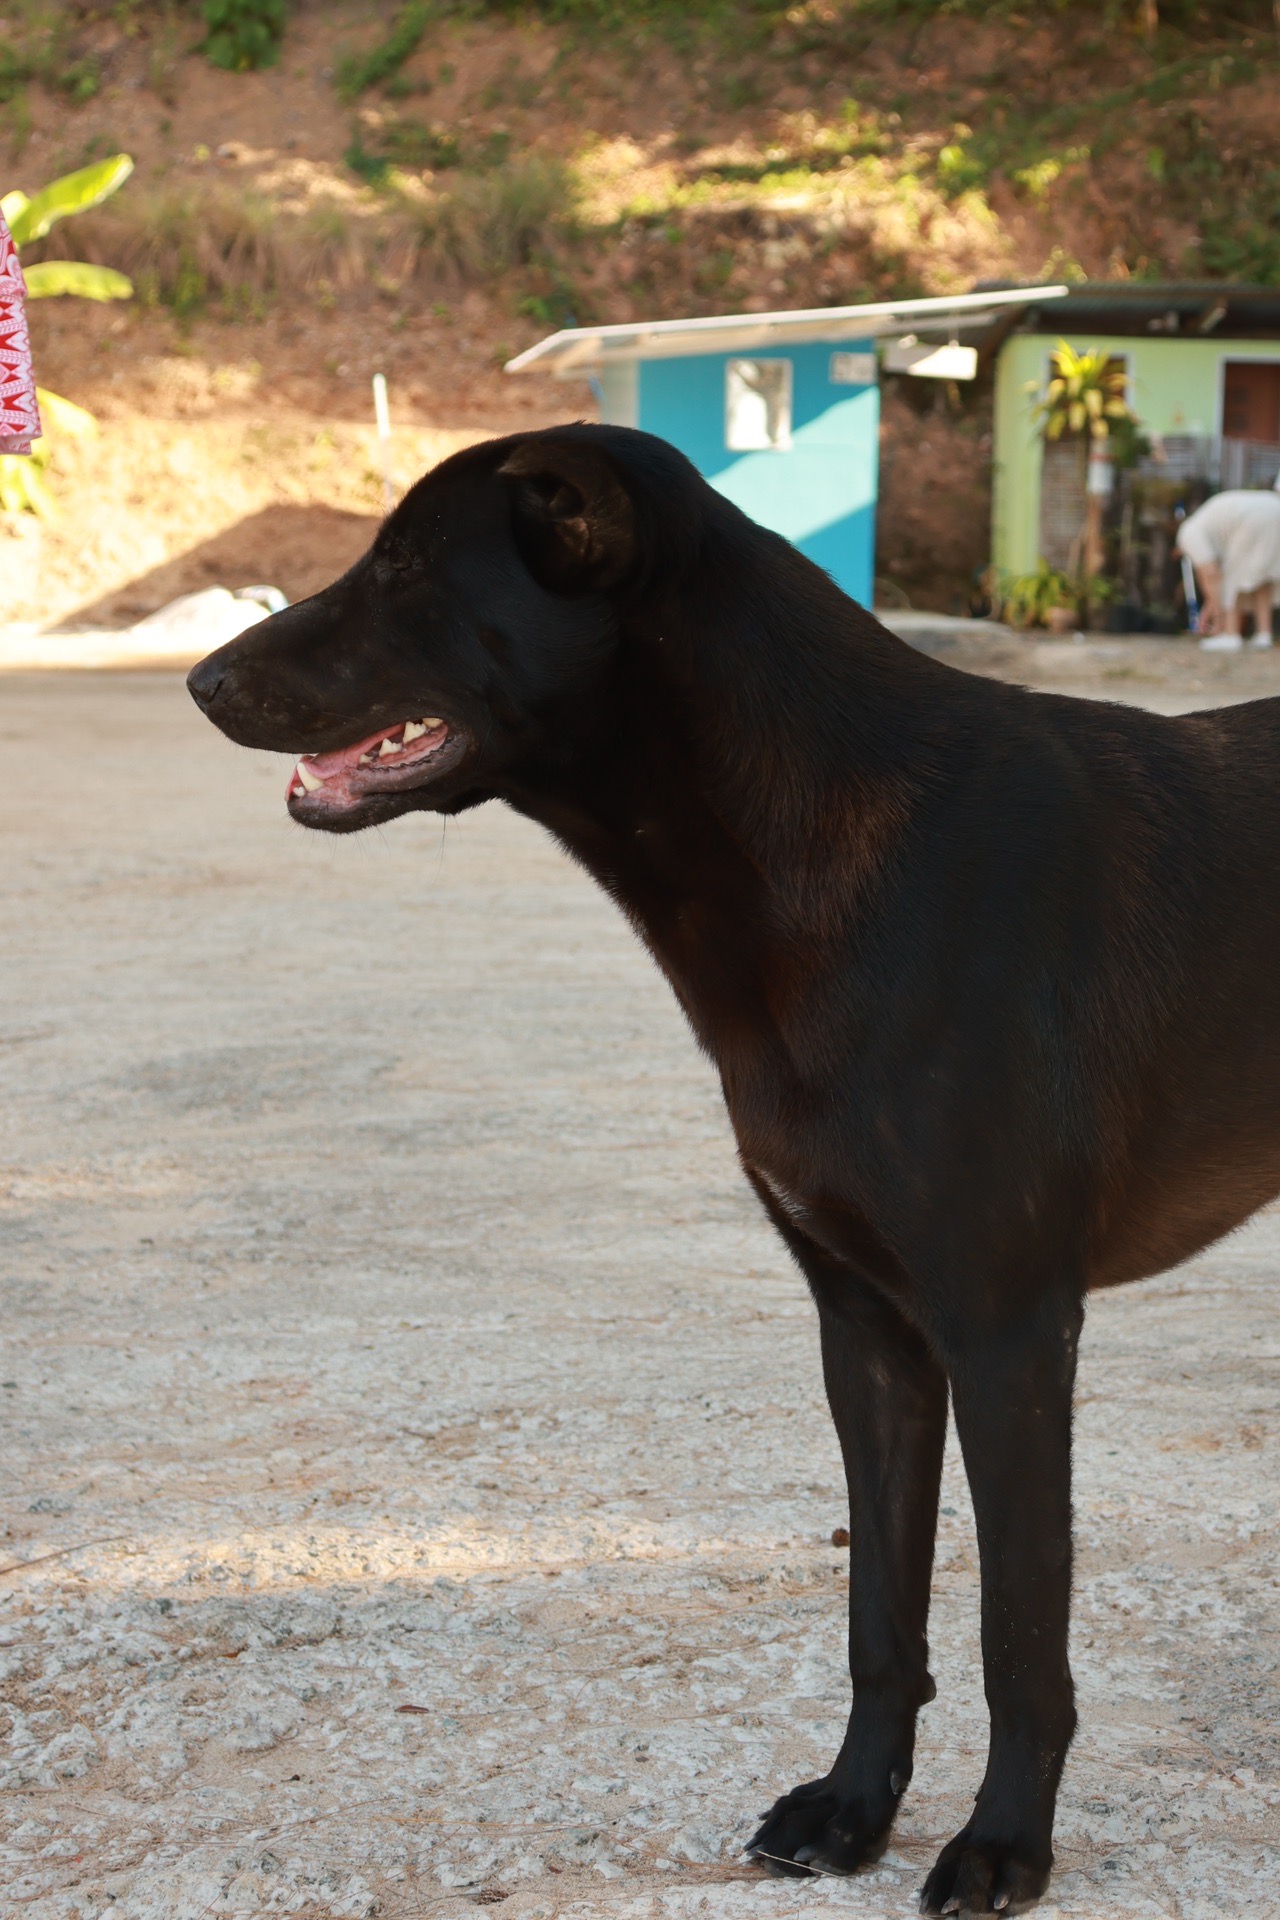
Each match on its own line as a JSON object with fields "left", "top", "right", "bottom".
{"left": 1002, "top": 560, "right": 1077, "bottom": 633}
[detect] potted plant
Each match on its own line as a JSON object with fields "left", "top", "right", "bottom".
{"left": 1002, "top": 560, "right": 1077, "bottom": 633}
{"left": 1028, "top": 342, "right": 1140, "bottom": 627}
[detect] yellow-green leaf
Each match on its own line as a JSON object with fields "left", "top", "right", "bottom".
{"left": 35, "top": 387, "right": 98, "bottom": 436}
{"left": 1, "top": 188, "right": 30, "bottom": 229}
{"left": 22, "top": 260, "right": 133, "bottom": 301}
{"left": 6, "top": 155, "right": 133, "bottom": 249}
{"left": 0, "top": 453, "right": 56, "bottom": 518}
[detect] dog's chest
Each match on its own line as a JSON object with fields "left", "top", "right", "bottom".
{"left": 753, "top": 1163, "right": 815, "bottom": 1226}
{"left": 748, "top": 1159, "right": 907, "bottom": 1289}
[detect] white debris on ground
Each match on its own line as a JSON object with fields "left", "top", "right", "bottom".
{"left": 1, "top": 669, "right": 1277, "bottom": 1920}
{"left": 0, "top": 588, "right": 286, "bottom": 673}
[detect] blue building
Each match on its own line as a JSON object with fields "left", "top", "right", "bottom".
{"left": 506, "top": 288, "right": 1056, "bottom": 606}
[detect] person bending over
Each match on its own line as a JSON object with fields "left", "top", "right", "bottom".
{"left": 1176, "top": 485, "right": 1280, "bottom": 653}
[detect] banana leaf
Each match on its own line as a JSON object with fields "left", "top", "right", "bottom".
{"left": 23, "top": 260, "right": 133, "bottom": 301}
{"left": 0, "top": 453, "right": 55, "bottom": 517}
{"left": 5, "top": 155, "right": 133, "bottom": 249}
{"left": 36, "top": 387, "right": 98, "bottom": 436}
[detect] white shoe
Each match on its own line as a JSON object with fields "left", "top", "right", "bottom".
{"left": 1249, "top": 632, "right": 1274, "bottom": 649}
{"left": 1200, "top": 633, "right": 1243, "bottom": 652}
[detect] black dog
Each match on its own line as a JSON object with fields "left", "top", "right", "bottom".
{"left": 189, "top": 425, "right": 1280, "bottom": 1913}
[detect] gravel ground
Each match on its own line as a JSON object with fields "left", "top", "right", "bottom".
{"left": 2, "top": 649, "right": 1278, "bottom": 1920}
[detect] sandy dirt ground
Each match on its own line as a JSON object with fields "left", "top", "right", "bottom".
{"left": 2, "top": 645, "right": 1279, "bottom": 1920}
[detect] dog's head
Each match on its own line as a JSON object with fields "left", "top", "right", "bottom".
{"left": 187, "top": 425, "right": 704, "bottom": 833}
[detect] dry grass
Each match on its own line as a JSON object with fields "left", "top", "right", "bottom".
{"left": 402, "top": 154, "right": 574, "bottom": 278}
{"left": 21, "top": 56, "right": 1018, "bottom": 331}
{"left": 34, "top": 154, "right": 577, "bottom": 319}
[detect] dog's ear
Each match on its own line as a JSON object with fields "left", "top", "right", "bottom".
{"left": 500, "top": 439, "right": 636, "bottom": 594}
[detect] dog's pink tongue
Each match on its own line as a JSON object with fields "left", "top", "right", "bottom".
{"left": 301, "top": 725, "right": 392, "bottom": 780}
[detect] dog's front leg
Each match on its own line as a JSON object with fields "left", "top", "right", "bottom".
{"left": 920, "top": 1296, "right": 1083, "bottom": 1916}
{"left": 748, "top": 1256, "right": 947, "bottom": 1876}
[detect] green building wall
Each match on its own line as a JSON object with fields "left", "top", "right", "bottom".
{"left": 992, "top": 333, "right": 1280, "bottom": 579}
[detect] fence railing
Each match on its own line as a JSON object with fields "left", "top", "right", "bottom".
{"left": 1134, "top": 434, "right": 1280, "bottom": 489}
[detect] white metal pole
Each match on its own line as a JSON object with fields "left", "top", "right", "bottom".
{"left": 372, "top": 372, "right": 393, "bottom": 515}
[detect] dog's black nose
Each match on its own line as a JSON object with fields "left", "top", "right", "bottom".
{"left": 187, "top": 656, "right": 225, "bottom": 713}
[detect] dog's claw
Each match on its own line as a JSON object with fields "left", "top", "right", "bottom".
{"left": 793, "top": 1845, "right": 856, "bottom": 1878}
{"left": 920, "top": 1830, "right": 1051, "bottom": 1915}
{"left": 747, "top": 1776, "right": 899, "bottom": 1879}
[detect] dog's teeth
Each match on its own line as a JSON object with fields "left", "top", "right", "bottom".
{"left": 402, "top": 720, "right": 427, "bottom": 742}
{"left": 295, "top": 761, "right": 323, "bottom": 792}
{"left": 359, "top": 751, "right": 372, "bottom": 764}
{"left": 421, "top": 718, "right": 443, "bottom": 730}
{"left": 378, "top": 736, "right": 399, "bottom": 757}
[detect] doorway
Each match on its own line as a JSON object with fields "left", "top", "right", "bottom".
{"left": 1222, "top": 360, "right": 1280, "bottom": 442}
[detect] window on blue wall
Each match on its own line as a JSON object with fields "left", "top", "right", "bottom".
{"left": 725, "top": 358, "right": 792, "bottom": 451}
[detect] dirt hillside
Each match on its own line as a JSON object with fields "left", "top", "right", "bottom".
{"left": 4, "top": 1, "right": 1279, "bottom": 619}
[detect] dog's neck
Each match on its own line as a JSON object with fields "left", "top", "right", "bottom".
{"left": 502, "top": 547, "right": 965, "bottom": 1060}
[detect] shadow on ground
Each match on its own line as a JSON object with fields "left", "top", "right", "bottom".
{"left": 55, "top": 504, "right": 380, "bottom": 629}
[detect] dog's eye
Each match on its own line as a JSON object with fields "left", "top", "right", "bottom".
{"left": 385, "top": 539, "right": 414, "bottom": 572}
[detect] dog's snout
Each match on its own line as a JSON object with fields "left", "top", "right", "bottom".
{"left": 186, "top": 655, "right": 226, "bottom": 714}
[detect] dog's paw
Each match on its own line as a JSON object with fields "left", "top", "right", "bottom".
{"left": 745, "top": 1775, "right": 895, "bottom": 1877}
{"left": 919, "top": 1830, "right": 1050, "bottom": 1914}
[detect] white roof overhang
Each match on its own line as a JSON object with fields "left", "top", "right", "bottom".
{"left": 504, "top": 284, "right": 1069, "bottom": 377}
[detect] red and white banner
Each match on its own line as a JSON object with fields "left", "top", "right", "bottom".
{"left": 0, "top": 211, "right": 40, "bottom": 455}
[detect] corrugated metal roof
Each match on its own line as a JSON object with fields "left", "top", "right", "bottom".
{"left": 504, "top": 283, "right": 1069, "bottom": 376}
{"left": 980, "top": 280, "right": 1280, "bottom": 337}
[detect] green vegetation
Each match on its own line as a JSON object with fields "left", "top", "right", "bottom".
{"left": 1030, "top": 343, "right": 1141, "bottom": 612}
{"left": 1000, "top": 561, "right": 1076, "bottom": 630}
{"left": 0, "top": 28, "right": 100, "bottom": 108}
{"left": 404, "top": 153, "right": 574, "bottom": 277}
{"left": 202, "top": 0, "right": 287, "bottom": 72}
{"left": 22, "top": 144, "right": 575, "bottom": 329}
{"left": 82, "top": 181, "right": 287, "bottom": 320}
{"left": 0, "top": 154, "right": 134, "bottom": 514}
{"left": 999, "top": 562, "right": 1118, "bottom": 630}
{"left": 1031, "top": 342, "right": 1136, "bottom": 446}
{"left": 345, "top": 115, "right": 461, "bottom": 183}
{"left": 336, "top": 2, "right": 433, "bottom": 102}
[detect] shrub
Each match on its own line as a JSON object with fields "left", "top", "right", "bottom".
{"left": 0, "top": 39, "right": 99, "bottom": 105}
{"left": 81, "top": 183, "right": 286, "bottom": 313}
{"left": 346, "top": 116, "right": 461, "bottom": 184}
{"left": 336, "top": 1, "right": 432, "bottom": 103}
{"left": 202, "top": 0, "right": 287, "bottom": 73}
{"left": 410, "top": 155, "right": 573, "bottom": 278}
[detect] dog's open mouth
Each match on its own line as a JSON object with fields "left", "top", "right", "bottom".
{"left": 286, "top": 715, "right": 468, "bottom": 822}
